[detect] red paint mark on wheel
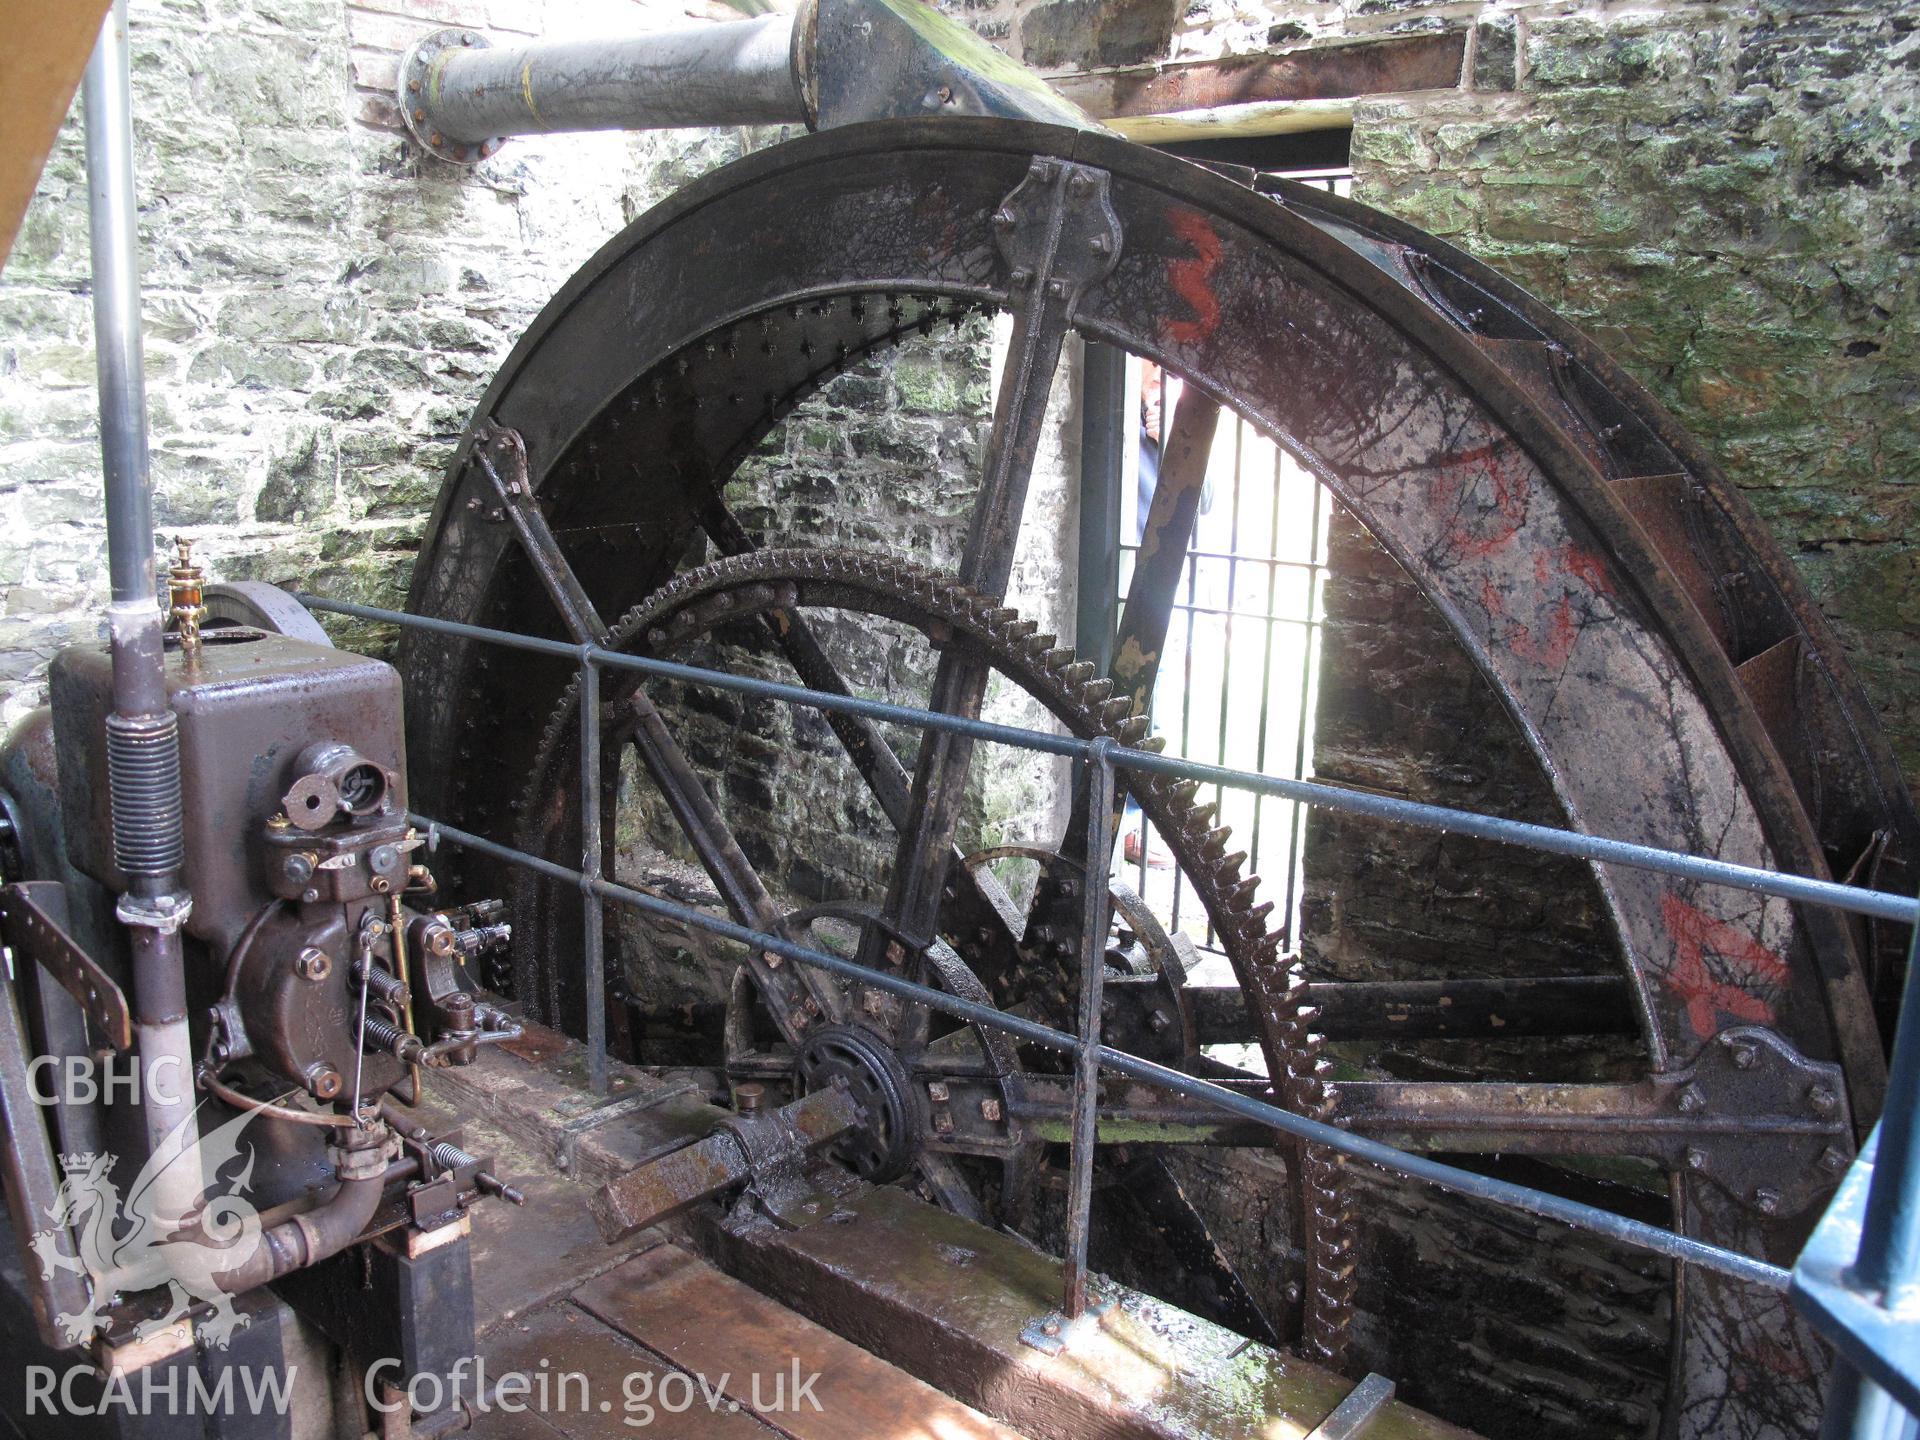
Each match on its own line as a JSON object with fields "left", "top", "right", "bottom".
{"left": 1165, "top": 210, "right": 1222, "bottom": 345}
{"left": 1429, "top": 440, "right": 1532, "bottom": 560}
{"left": 1659, "top": 892, "right": 1788, "bottom": 1039}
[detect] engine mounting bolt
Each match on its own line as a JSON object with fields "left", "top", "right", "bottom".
{"left": 1684, "top": 1146, "right": 1708, "bottom": 1170}
{"left": 1807, "top": 1085, "right": 1837, "bottom": 1116}
{"left": 1819, "top": 1146, "right": 1849, "bottom": 1173}
{"left": 295, "top": 947, "right": 332, "bottom": 982}
{"left": 1676, "top": 1083, "right": 1705, "bottom": 1113}
{"left": 1753, "top": 1187, "right": 1781, "bottom": 1215}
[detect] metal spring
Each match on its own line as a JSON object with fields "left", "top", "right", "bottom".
{"left": 361, "top": 1014, "right": 412, "bottom": 1055}
{"left": 105, "top": 711, "right": 184, "bottom": 877}
{"left": 428, "top": 1137, "right": 478, "bottom": 1170}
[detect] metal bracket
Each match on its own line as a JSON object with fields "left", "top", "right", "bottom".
{"left": 992, "top": 157, "right": 1123, "bottom": 315}
{"left": 1018, "top": 1292, "right": 1113, "bottom": 1356}
{"left": 0, "top": 882, "right": 132, "bottom": 1050}
{"left": 1305, "top": 1373, "right": 1397, "bottom": 1439}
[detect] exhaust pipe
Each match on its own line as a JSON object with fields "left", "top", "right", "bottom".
{"left": 82, "top": 0, "right": 202, "bottom": 1239}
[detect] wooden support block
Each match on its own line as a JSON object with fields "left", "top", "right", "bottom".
{"left": 705, "top": 1184, "right": 1481, "bottom": 1440}
{"left": 574, "top": 1244, "right": 1028, "bottom": 1440}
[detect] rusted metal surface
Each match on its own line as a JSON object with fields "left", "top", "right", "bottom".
{"left": 1049, "top": 31, "right": 1468, "bottom": 122}
{"left": 591, "top": 1083, "right": 863, "bottom": 1239}
{"left": 1187, "top": 975, "right": 1638, "bottom": 1043}
{"left": 0, "top": 881, "right": 131, "bottom": 1049}
{"left": 396, "top": 119, "right": 1900, "bottom": 1437}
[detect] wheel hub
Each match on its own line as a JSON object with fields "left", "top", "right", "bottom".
{"left": 797, "top": 1023, "right": 922, "bottom": 1184}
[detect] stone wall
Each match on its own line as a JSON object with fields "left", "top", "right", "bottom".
{"left": 0, "top": 0, "right": 774, "bottom": 713}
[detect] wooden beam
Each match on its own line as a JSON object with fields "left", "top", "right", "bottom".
{"left": 0, "top": 0, "right": 112, "bottom": 272}
{"left": 706, "top": 1183, "right": 1482, "bottom": 1440}
{"left": 1052, "top": 30, "right": 1466, "bottom": 128}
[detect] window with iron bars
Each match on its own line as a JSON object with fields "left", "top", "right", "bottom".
{"left": 1086, "top": 162, "right": 1353, "bottom": 983}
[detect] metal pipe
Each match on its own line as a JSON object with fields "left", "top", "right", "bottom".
{"left": 580, "top": 653, "right": 608, "bottom": 1095}
{"left": 410, "top": 11, "right": 808, "bottom": 152}
{"left": 413, "top": 811, "right": 1794, "bottom": 1294}
{"left": 1062, "top": 739, "right": 1116, "bottom": 1318}
{"left": 84, "top": 0, "right": 200, "bottom": 1238}
{"left": 1852, "top": 893, "right": 1920, "bottom": 1307}
{"left": 295, "top": 592, "right": 1920, "bottom": 928}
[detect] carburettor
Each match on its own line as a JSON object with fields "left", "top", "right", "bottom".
{"left": 47, "top": 624, "right": 514, "bottom": 1111}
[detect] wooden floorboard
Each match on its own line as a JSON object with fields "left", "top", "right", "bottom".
{"left": 574, "top": 1244, "right": 1030, "bottom": 1440}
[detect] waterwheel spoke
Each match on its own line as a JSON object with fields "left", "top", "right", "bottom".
{"left": 699, "top": 501, "right": 1034, "bottom": 998}
{"left": 859, "top": 203, "right": 1086, "bottom": 979}
{"left": 618, "top": 701, "right": 843, "bottom": 1036}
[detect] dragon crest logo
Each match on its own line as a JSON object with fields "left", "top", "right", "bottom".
{"left": 30, "top": 1102, "right": 264, "bottom": 1349}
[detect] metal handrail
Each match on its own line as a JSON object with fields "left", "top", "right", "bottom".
{"left": 297, "top": 593, "right": 1919, "bottom": 927}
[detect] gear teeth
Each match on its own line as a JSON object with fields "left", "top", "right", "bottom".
{"left": 508, "top": 545, "right": 1352, "bottom": 1368}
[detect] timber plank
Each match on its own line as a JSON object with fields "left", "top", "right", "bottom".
{"left": 575, "top": 1243, "right": 1028, "bottom": 1440}
{"left": 707, "top": 1184, "right": 1482, "bottom": 1440}
{"left": 473, "top": 1299, "right": 778, "bottom": 1439}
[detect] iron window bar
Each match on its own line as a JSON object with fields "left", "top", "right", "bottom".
{"left": 296, "top": 590, "right": 1915, "bottom": 1349}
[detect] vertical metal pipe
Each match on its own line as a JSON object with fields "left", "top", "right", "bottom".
{"left": 1852, "top": 891, "right": 1920, "bottom": 1307}
{"left": 84, "top": 0, "right": 200, "bottom": 1232}
{"left": 1821, "top": 1361, "right": 1919, "bottom": 1440}
{"left": 1075, "top": 343, "right": 1125, "bottom": 676}
{"left": 1063, "top": 738, "right": 1116, "bottom": 1318}
{"left": 580, "top": 653, "right": 608, "bottom": 1096}
{"left": 84, "top": 0, "right": 157, "bottom": 619}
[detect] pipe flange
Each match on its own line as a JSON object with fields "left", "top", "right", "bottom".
{"left": 397, "top": 27, "right": 503, "bottom": 166}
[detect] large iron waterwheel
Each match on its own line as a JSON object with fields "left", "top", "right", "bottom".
{"left": 397, "top": 118, "right": 1913, "bottom": 1440}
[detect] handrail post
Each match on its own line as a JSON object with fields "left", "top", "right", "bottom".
{"left": 580, "top": 649, "right": 608, "bottom": 1095}
{"left": 1063, "top": 737, "right": 1118, "bottom": 1318}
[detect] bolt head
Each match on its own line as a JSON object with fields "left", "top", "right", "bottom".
{"left": 1820, "top": 1145, "right": 1849, "bottom": 1173}
{"left": 1676, "top": 1084, "right": 1705, "bottom": 1113}
{"left": 1684, "top": 1146, "right": 1708, "bottom": 1170}
{"left": 1808, "top": 1085, "right": 1838, "bottom": 1116}
{"left": 1730, "top": 1043, "right": 1757, "bottom": 1070}
{"left": 295, "top": 947, "right": 332, "bottom": 982}
{"left": 306, "top": 1063, "right": 342, "bottom": 1100}
{"left": 1753, "top": 1187, "right": 1781, "bottom": 1214}
{"left": 981, "top": 1098, "right": 1002, "bottom": 1122}
{"left": 1042, "top": 1319, "right": 1061, "bottom": 1337}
